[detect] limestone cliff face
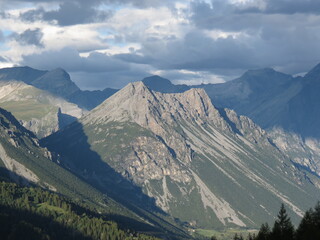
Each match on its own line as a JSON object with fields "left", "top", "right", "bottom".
{"left": 84, "top": 82, "right": 230, "bottom": 167}
{"left": 45, "top": 81, "right": 320, "bottom": 229}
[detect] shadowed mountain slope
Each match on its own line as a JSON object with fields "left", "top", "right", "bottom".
{"left": 0, "top": 107, "right": 189, "bottom": 239}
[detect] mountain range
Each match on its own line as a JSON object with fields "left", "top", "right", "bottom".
{"left": 42, "top": 81, "right": 320, "bottom": 229}
{"left": 142, "top": 65, "right": 320, "bottom": 140}
{"left": 0, "top": 64, "right": 319, "bottom": 237}
{"left": 2, "top": 64, "right": 320, "bottom": 141}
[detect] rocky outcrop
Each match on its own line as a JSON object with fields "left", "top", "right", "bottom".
{"left": 269, "top": 127, "right": 320, "bottom": 177}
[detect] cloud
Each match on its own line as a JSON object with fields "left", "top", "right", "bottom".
{"left": 151, "top": 69, "right": 227, "bottom": 85}
{"left": 0, "top": 56, "right": 7, "bottom": 62}
{"left": 114, "top": 53, "right": 155, "bottom": 65}
{"left": 20, "top": 1, "right": 112, "bottom": 26}
{"left": 2, "top": 0, "right": 320, "bottom": 88}
{"left": 119, "top": 30, "right": 258, "bottom": 72}
{"left": 12, "top": 0, "right": 172, "bottom": 8}
{"left": 244, "top": 0, "right": 320, "bottom": 15}
{"left": 20, "top": 47, "right": 150, "bottom": 88}
{"left": 182, "top": 0, "right": 320, "bottom": 74}
{"left": 190, "top": 0, "right": 320, "bottom": 31}
{"left": 0, "top": 30, "right": 4, "bottom": 42}
{"left": 21, "top": 47, "right": 130, "bottom": 72}
{"left": 106, "top": 0, "right": 173, "bottom": 8}
{"left": 17, "top": 0, "right": 173, "bottom": 26}
{"left": 69, "top": 66, "right": 150, "bottom": 89}
{"left": 11, "top": 28, "right": 44, "bottom": 47}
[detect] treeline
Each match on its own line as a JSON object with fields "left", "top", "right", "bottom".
{"left": 213, "top": 203, "right": 320, "bottom": 240}
{"left": 0, "top": 181, "right": 160, "bottom": 240}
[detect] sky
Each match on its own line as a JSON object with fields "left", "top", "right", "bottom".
{"left": 0, "top": 0, "right": 320, "bottom": 89}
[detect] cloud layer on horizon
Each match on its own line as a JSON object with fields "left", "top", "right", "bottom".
{"left": 1, "top": 0, "right": 320, "bottom": 89}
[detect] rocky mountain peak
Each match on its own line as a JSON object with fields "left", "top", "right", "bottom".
{"left": 85, "top": 81, "right": 227, "bottom": 131}
{"left": 126, "top": 81, "right": 154, "bottom": 97}
{"left": 241, "top": 67, "right": 292, "bottom": 83}
{"left": 142, "top": 75, "right": 170, "bottom": 84}
{"left": 31, "top": 68, "right": 80, "bottom": 98}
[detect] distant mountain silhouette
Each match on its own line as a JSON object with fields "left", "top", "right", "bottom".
{"left": 0, "top": 66, "right": 117, "bottom": 110}
{"left": 142, "top": 75, "right": 190, "bottom": 93}
{"left": 143, "top": 64, "right": 320, "bottom": 139}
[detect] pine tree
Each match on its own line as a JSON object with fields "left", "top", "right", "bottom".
{"left": 256, "top": 223, "right": 271, "bottom": 240}
{"left": 233, "top": 233, "right": 244, "bottom": 240}
{"left": 296, "top": 209, "right": 314, "bottom": 240}
{"left": 271, "top": 204, "right": 295, "bottom": 240}
{"left": 248, "top": 233, "right": 255, "bottom": 240}
{"left": 234, "top": 233, "right": 239, "bottom": 240}
{"left": 312, "top": 202, "right": 320, "bottom": 240}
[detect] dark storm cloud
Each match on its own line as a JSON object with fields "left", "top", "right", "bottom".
{"left": 70, "top": 67, "right": 150, "bottom": 89}
{"left": 190, "top": 0, "right": 320, "bottom": 31}
{"left": 114, "top": 53, "right": 155, "bottom": 65}
{"left": 190, "top": 1, "right": 263, "bottom": 31}
{"left": 20, "top": 46, "right": 152, "bottom": 89}
{"left": 12, "top": 28, "right": 44, "bottom": 47}
{"left": 13, "top": 0, "right": 171, "bottom": 8}
{"left": 20, "top": 1, "right": 112, "bottom": 26}
{"left": 244, "top": 0, "right": 320, "bottom": 15}
{"left": 182, "top": 0, "right": 320, "bottom": 75}
{"left": 18, "top": 0, "right": 172, "bottom": 26}
{"left": 21, "top": 47, "right": 130, "bottom": 73}
{"left": 139, "top": 30, "right": 259, "bottom": 71}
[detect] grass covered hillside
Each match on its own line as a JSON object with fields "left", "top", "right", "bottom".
{"left": 0, "top": 178, "right": 160, "bottom": 240}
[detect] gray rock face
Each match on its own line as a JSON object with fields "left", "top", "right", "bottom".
{"left": 268, "top": 128, "right": 320, "bottom": 177}
{"left": 44, "top": 81, "right": 320, "bottom": 229}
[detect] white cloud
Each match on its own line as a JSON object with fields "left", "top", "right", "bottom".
{"left": 151, "top": 69, "right": 226, "bottom": 85}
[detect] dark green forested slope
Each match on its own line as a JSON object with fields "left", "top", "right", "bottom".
{"left": 0, "top": 179, "right": 161, "bottom": 240}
